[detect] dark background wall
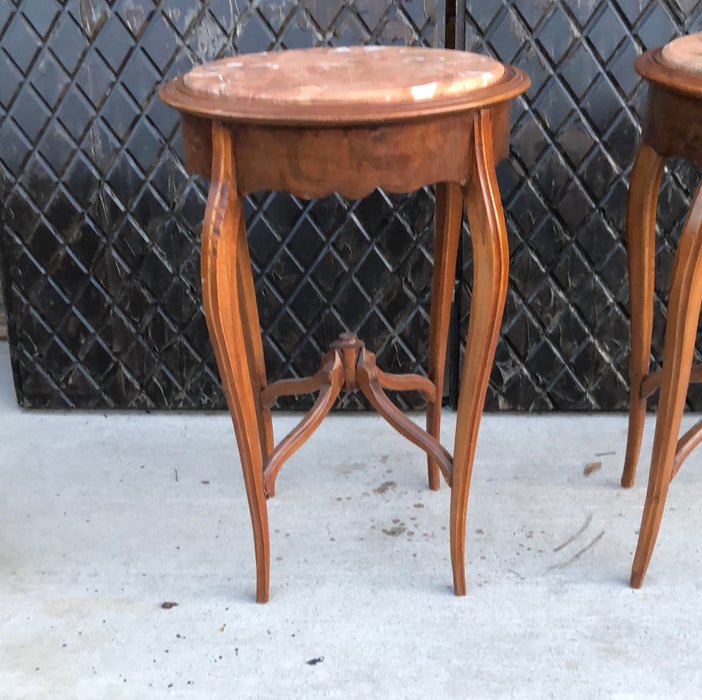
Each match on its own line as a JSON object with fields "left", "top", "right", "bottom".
{"left": 0, "top": 269, "right": 5, "bottom": 338}
{"left": 457, "top": 0, "right": 702, "bottom": 411}
{"left": 0, "top": 0, "right": 700, "bottom": 411}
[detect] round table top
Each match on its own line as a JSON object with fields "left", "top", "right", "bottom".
{"left": 661, "top": 33, "right": 702, "bottom": 74}
{"left": 160, "top": 46, "right": 527, "bottom": 125}
{"left": 184, "top": 46, "right": 504, "bottom": 103}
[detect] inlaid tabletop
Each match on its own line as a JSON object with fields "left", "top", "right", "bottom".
{"left": 161, "top": 46, "right": 513, "bottom": 124}
{"left": 184, "top": 46, "right": 504, "bottom": 103}
{"left": 661, "top": 33, "right": 702, "bottom": 74}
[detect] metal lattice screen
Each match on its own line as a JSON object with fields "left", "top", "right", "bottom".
{"left": 2, "top": 0, "right": 702, "bottom": 411}
{"left": 458, "top": 0, "right": 702, "bottom": 410}
{"left": 0, "top": 0, "right": 444, "bottom": 409}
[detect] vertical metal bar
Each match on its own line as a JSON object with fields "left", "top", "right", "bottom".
{"left": 445, "top": 0, "right": 455, "bottom": 49}
{"left": 454, "top": 0, "right": 465, "bottom": 51}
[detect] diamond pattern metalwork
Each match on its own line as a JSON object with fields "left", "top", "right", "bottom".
{"left": 0, "top": 0, "right": 444, "bottom": 409}
{"left": 4, "top": 0, "right": 700, "bottom": 412}
{"left": 458, "top": 0, "right": 702, "bottom": 410}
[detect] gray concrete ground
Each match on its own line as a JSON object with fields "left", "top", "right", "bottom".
{"left": 1, "top": 339, "right": 702, "bottom": 698}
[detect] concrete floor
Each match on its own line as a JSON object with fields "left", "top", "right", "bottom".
{"left": 2, "top": 340, "right": 702, "bottom": 698}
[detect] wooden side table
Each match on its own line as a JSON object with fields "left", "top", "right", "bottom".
{"left": 160, "top": 46, "right": 529, "bottom": 602}
{"left": 622, "top": 34, "right": 702, "bottom": 587}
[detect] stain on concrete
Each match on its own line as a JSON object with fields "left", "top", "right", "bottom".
{"left": 382, "top": 523, "right": 406, "bottom": 536}
{"left": 374, "top": 481, "right": 396, "bottom": 495}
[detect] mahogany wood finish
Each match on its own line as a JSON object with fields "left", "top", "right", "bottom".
{"left": 261, "top": 333, "right": 451, "bottom": 495}
{"left": 355, "top": 342, "right": 455, "bottom": 484}
{"left": 621, "top": 145, "right": 665, "bottom": 489}
{"left": 236, "top": 214, "right": 275, "bottom": 462}
{"left": 639, "top": 366, "right": 702, "bottom": 401}
{"left": 200, "top": 123, "right": 270, "bottom": 602}
{"left": 426, "top": 182, "right": 464, "bottom": 490}
{"left": 451, "top": 110, "right": 510, "bottom": 595}
{"left": 160, "top": 47, "right": 529, "bottom": 602}
{"left": 623, "top": 43, "right": 702, "bottom": 588}
{"left": 262, "top": 350, "right": 344, "bottom": 498}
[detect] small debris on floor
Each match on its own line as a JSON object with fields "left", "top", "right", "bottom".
{"left": 583, "top": 461, "right": 601, "bottom": 477}
{"left": 161, "top": 602, "right": 178, "bottom": 609}
{"left": 306, "top": 657, "right": 324, "bottom": 666}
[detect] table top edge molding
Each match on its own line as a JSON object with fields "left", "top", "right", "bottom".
{"left": 636, "top": 48, "right": 702, "bottom": 98}
{"left": 159, "top": 63, "right": 529, "bottom": 127}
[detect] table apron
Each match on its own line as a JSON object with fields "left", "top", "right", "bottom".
{"left": 179, "top": 103, "right": 511, "bottom": 199}
{"left": 642, "top": 83, "right": 702, "bottom": 167}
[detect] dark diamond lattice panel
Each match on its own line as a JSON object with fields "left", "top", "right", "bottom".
{"left": 0, "top": 266, "right": 5, "bottom": 325}
{"left": 0, "top": 0, "right": 444, "bottom": 409}
{"left": 458, "top": 0, "right": 702, "bottom": 410}
{"left": 4, "top": 0, "right": 700, "bottom": 413}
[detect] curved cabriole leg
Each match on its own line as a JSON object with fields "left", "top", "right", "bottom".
{"left": 236, "top": 215, "right": 275, "bottom": 465}
{"left": 202, "top": 122, "right": 270, "bottom": 603}
{"left": 450, "top": 110, "right": 509, "bottom": 596}
{"left": 236, "top": 205, "right": 275, "bottom": 494}
{"left": 622, "top": 145, "right": 666, "bottom": 488}
{"left": 426, "top": 182, "right": 464, "bottom": 490}
{"left": 630, "top": 181, "right": 702, "bottom": 588}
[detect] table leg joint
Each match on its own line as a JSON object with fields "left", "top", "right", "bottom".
{"left": 356, "top": 346, "right": 453, "bottom": 485}
{"left": 640, "top": 365, "right": 702, "bottom": 399}
{"left": 260, "top": 332, "right": 453, "bottom": 492}
{"left": 262, "top": 351, "right": 344, "bottom": 496}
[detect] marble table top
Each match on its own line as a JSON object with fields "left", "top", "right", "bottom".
{"left": 661, "top": 33, "right": 702, "bottom": 74}
{"left": 183, "top": 46, "right": 505, "bottom": 106}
